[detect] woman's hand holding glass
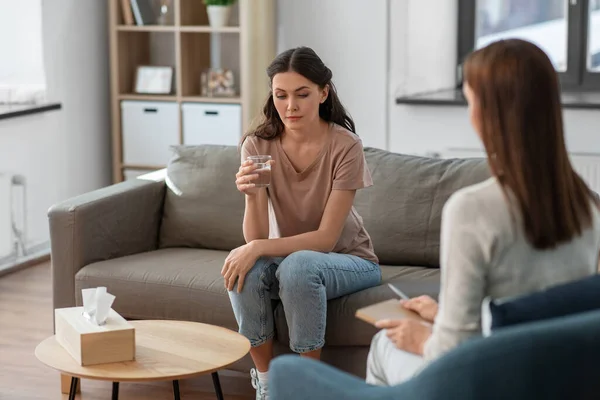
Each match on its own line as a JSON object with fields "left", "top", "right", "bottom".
{"left": 236, "top": 160, "right": 260, "bottom": 195}
{"left": 235, "top": 157, "right": 274, "bottom": 195}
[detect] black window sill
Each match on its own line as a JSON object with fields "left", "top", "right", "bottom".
{"left": 396, "top": 89, "right": 600, "bottom": 110}
{"left": 0, "top": 103, "right": 62, "bottom": 121}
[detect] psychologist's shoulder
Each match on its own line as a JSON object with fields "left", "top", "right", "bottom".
{"left": 443, "top": 178, "right": 505, "bottom": 222}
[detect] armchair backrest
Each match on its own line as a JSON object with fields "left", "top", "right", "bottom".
{"left": 395, "top": 309, "right": 600, "bottom": 399}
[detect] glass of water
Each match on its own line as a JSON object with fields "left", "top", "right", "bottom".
{"left": 247, "top": 155, "right": 272, "bottom": 187}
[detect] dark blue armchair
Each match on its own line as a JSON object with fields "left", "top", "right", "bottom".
{"left": 271, "top": 309, "right": 600, "bottom": 400}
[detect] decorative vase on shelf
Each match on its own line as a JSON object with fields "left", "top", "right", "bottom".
{"left": 203, "top": 0, "right": 236, "bottom": 28}
{"left": 156, "top": 0, "right": 174, "bottom": 26}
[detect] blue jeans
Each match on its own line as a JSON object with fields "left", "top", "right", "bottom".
{"left": 228, "top": 250, "right": 381, "bottom": 353}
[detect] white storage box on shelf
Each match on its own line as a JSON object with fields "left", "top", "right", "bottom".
{"left": 182, "top": 103, "right": 242, "bottom": 146}
{"left": 121, "top": 101, "right": 179, "bottom": 166}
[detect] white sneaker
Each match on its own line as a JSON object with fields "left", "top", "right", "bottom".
{"left": 250, "top": 368, "right": 269, "bottom": 400}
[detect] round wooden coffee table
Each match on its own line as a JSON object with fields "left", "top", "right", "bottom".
{"left": 35, "top": 320, "right": 250, "bottom": 400}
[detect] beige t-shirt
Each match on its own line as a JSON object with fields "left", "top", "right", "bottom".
{"left": 241, "top": 124, "right": 378, "bottom": 264}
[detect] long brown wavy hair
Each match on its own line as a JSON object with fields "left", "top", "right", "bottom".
{"left": 241, "top": 47, "right": 355, "bottom": 144}
{"left": 464, "top": 39, "right": 597, "bottom": 249}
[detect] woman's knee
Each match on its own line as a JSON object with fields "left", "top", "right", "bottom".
{"left": 370, "top": 330, "right": 388, "bottom": 354}
{"left": 230, "top": 256, "right": 275, "bottom": 295}
{"left": 276, "top": 250, "right": 323, "bottom": 286}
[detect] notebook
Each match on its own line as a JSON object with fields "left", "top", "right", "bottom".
{"left": 355, "top": 299, "right": 430, "bottom": 326}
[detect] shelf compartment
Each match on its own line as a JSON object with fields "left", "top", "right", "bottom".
{"left": 179, "top": 31, "right": 241, "bottom": 98}
{"left": 180, "top": 32, "right": 211, "bottom": 97}
{"left": 117, "top": 31, "right": 177, "bottom": 95}
{"left": 179, "top": 26, "right": 240, "bottom": 33}
{"left": 117, "top": 25, "right": 177, "bottom": 32}
{"left": 181, "top": 96, "right": 241, "bottom": 104}
{"left": 119, "top": 94, "right": 178, "bottom": 101}
{"left": 180, "top": 0, "right": 240, "bottom": 26}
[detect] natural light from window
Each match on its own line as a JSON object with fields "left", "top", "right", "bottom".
{"left": 589, "top": 0, "right": 600, "bottom": 72}
{"left": 0, "top": 0, "right": 46, "bottom": 104}
{"left": 475, "top": 0, "right": 568, "bottom": 71}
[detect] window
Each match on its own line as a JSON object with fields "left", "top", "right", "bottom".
{"left": 458, "top": 0, "right": 600, "bottom": 90}
{"left": 0, "top": 0, "right": 46, "bottom": 103}
{"left": 589, "top": 0, "right": 600, "bottom": 72}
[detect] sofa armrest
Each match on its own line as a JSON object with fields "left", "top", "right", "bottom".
{"left": 48, "top": 177, "right": 166, "bottom": 310}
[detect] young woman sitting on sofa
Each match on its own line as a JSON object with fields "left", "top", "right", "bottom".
{"left": 220, "top": 46, "right": 381, "bottom": 399}
{"left": 366, "top": 38, "right": 600, "bottom": 386}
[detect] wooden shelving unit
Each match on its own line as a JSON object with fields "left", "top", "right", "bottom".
{"left": 180, "top": 96, "right": 242, "bottom": 104}
{"left": 108, "top": 0, "right": 276, "bottom": 182}
{"left": 116, "top": 25, "right": 177, "bottom": 32}
{"left": 179, "top": 26, "right": 241, "bottom": 33}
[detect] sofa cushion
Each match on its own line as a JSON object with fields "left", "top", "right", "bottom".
{"left": 76, "top": 249, "right": 440, "bottom": 348}
{"left": 490, "top": 274, "right": 600, "bottom": 330}
{"left": 157, "top": 145, "right": 490, "bottom": 265}
{"left": 355, "top": 148, "right": 490, "bottom": 266}
{"left": 75, "top": 248, "right": 239, "bottom": 331}
{"left": 275, "top": 264, "right": 440, "bottom": 347}
{"left": 159, "top": 145, "right": 246, "bottom": 251}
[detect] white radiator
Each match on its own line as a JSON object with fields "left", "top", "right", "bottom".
{"left": 440, "top": 148, "right": 600, "bottom": 194}
{"left": 0, "top": 173, "right": 12, "bottom": 258}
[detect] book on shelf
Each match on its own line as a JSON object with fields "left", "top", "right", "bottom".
{"left": 120, "top": 0, "right": 134, "bottom": 25}
{"left": 130, "top": 0, "right": 156, "bottom": 26}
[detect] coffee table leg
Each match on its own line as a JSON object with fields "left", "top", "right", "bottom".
{"left": 172, "top": 380, "right": 181, "bottom": 400}
{"left": 68, "top": 377, "right": 79, "bottom": 400}
{"left": 212, "top": 372, "right": 224, "bottom": 400}
{"left": 112, "top": 382, "right": 119, "bottom": 400}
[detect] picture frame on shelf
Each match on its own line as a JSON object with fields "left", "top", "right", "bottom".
{"left": 200, "top": 68, "right": 236, "bottom": 97}
{"left": 134, "top": 66, "right": 174, "bottom": 94}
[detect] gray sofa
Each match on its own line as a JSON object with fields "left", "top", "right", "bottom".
{"left": 49, "top": 145, "right": 490, "bottom": 377}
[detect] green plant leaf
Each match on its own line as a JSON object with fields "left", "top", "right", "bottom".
{"left": 203, "top": 0, "right": 237, "bottom": 6}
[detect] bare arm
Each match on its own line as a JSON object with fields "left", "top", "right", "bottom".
{"left": 252, "top": 189, "right": 356, "bottom": 257}
{"left": 243, "top": 189, "right": 269, "bottom": 242}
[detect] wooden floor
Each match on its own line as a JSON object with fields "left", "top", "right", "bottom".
{"left": 0, "top": 262, "right": 255, "bottom": 400}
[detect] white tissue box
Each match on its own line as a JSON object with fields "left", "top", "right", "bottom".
{"left": 54, "top": 306, "right": 135, "bottom": 366}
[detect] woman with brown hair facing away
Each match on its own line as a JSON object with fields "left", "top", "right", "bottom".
{"left": 366, "top": 39, "right": 600, "bottom": 386}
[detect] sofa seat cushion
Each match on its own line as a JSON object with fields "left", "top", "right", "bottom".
{"left": 76, "top": 250, "right": 440, "bottom": 348}
{"left": 275, "top": 265, "right": 440, "bottom": 347}
{"left": 74, "top": 248, "right": 238, "bottom": 331}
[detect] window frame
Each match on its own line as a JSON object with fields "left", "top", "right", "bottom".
{"left": 457, "top": 0, "right": 600, "bottom": 91}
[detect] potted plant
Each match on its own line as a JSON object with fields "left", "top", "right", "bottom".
{"left": 203, "top": 0, "right": 237, "bottom": 28}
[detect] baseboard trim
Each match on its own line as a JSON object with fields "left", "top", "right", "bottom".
{"left": 0, "top": 244, "right": 50, "bottom": 278}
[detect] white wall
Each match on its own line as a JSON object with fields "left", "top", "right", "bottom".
{"left": 389, "top": 0, "right": 457, "bottom": 98}
{"left": 0, "top": 112, "right": 65, "bottom": 248}
{"left": 277, "top": 0, "right": 388, "bottom": 150}
{"left": 0, "top": 1, "right": 111, "bottom": 252}
{"left": 389, "top": 105, "right": 600, "bottom": 156}
{"left": 42, "top": 0, "right": 111, "bottom": 198}
{"left": 0, "top": 0, "right": 46, "bottom": 87}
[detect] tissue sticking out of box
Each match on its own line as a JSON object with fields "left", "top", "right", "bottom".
{"left": 82, "top": 287, "right": 116, "bottom": 326}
